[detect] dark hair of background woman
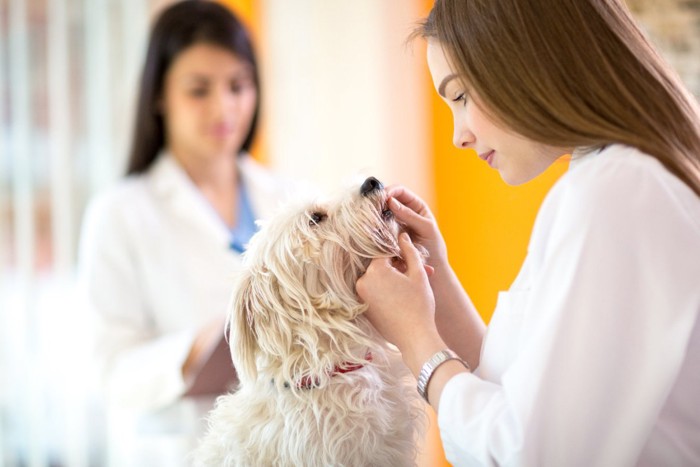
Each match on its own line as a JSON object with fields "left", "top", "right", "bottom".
{"left": 127, "top": 0, "right": 260, "bottom": 175}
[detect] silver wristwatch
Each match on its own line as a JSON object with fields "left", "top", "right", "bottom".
{"left": 416, "top": 349, "right": 470, "bottom": 402}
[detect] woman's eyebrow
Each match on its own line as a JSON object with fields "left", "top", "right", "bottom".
{"left": 438, "top": 73, "right": 458, "bottom": 97}
{"left": 184, "top": 74, "right": 210, "bottom": 83}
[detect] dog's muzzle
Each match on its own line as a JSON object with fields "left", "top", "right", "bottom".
{"left": 360, "top": 177, "right": 383, "bottom": 197}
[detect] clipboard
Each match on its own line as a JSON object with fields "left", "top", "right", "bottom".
{"left": 184, "top": 334, "right": 239, "bottom": 397}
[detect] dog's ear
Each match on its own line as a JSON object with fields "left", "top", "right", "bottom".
{"left": 228, "top": 270, "right": 261, "bottom": 383}
{"left": 230, "top": 263, "right": 305, "bottom": 382}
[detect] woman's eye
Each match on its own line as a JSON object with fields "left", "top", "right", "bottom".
{"left": 309, "top": 212, "right": 327, "bottom": 226}
{"left": 231, "top": 79, "right": 254, "bottom": 94}
{"left": 452, "top": 93, "right": 467, "bottom": 106}
{"left": 190, "top": 88, "right": 208, "bottom": 98}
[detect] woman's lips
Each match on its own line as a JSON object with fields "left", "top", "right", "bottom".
{"left": 210, "top": 124, "right": 234, "bottom": 138}
{"left": 479, "top": 150, "right": 495, "bottom": 168}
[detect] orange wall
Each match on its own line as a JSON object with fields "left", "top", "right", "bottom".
{"left": 217, "top": 0, "right": 262, "bottom": 40}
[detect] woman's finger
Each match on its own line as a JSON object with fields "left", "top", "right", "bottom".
{"left": 398, "top": 232, "right": 426, "bottom": 279}
{"left": 387, "top": 185, "right": 432, "bottom": 218}
{"left": 362, "top": 256, "right": 393, "bottom": 277}
{"left": 390, "top": 198, "right": 434, "bottom": 235}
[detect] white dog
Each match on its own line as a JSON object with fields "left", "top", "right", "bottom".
{"left": 194, "top": 177, "right": 426, "bottom": 467}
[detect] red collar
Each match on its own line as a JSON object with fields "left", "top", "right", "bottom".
{"left": 296, "top": 352, "right": 373, "bottom": 389}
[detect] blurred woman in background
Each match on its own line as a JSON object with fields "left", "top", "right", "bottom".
{"left": 78, "top": 1, "right": 298, "bottom": 464}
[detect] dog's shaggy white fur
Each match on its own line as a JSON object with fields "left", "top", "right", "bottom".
{"left": 193, "top": 178, "right": 426, "bottom": 467}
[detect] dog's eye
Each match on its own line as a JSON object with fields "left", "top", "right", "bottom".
{"left": 309, "top": 212, "right": 327, "bottom": 226}
{"left": 382, "top": 208, "right": 393, "bottom": 220}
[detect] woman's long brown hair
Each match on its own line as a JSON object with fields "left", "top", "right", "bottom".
{"left": 417, "top": 0, "right": 700, "bottom": 196}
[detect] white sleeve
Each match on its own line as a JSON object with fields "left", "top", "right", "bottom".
{"left": 78, "top": 194, "right": 196, "bottom": 411}
{"left": 437, "top": 160, "right": 700, "bottom": 466}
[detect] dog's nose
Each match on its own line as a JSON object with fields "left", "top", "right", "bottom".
{"left": 360, "top": 177, "right": 383, "bottom": 196}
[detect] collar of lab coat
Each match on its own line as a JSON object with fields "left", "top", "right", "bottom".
{"left": 147, "top": 151, "right": 283, "bottom": 250}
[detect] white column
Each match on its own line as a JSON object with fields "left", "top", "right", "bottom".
{"left": 9, "top": 0, "right": 46, "bottom": 464}
{"left": 84, "top": 0, "right": 114, "bottom": 195}
{"left": 0, "top": 0, "right": 8, "bottom": 462}
{"left": 48, "top": 0, "right": 73, "bottom": 276}
{"left": 9, "top": 0, "right": 34, "bottom": 285}
{"left": 47, "top": 1, "right": 94, "bottom": 463}
{"left": 259, "top": 0, "right": 431, "bottom": 202}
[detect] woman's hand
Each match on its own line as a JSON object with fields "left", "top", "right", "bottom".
{"left": 385, "top": 186, "right": 486, "bottom": 371}
{"left": 357, "top": 233, "right": 445, "bottom": 372}
{"left": 182, "top": 316, "right": 226, "bottom": 382}
{"left": 387, "top": 186, "right": 448, "bottom": 268}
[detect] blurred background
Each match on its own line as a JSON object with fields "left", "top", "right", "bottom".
{"left": 1, "top": 0, "right": 698, "bottom": 465}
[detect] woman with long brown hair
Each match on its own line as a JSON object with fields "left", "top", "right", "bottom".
{"left": 357, "top": 0, "right": 700, "bottom": 465}
{"left": 78, "top": 1, "right": 299, "bottom": 464}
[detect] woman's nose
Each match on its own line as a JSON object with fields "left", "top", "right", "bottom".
{"left": 453, "top": 127, "right": 475, "bottom": 149}
{"left": 212, "top": 87, "right": 238, "bottom": 116}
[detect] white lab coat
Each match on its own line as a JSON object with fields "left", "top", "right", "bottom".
{"left": 438, "top": 145, "right": 700, "bottom": 466}
{"left": 78, "top": 152, "right": 303, "bottom": 465}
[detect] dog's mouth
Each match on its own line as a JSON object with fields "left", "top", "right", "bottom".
{"left": 300, "top": 177, "right": 427, "bottom": 284}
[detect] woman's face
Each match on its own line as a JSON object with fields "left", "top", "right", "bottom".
{"left": 161, "top": 43, "right": 257, "bottom": 162}
{"left": 427, "top": 41, "right": 570, "bottom": 185}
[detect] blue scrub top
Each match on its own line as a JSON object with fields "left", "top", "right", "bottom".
{"left": 229, "top": 181, "right": 258, "bottom": 254}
